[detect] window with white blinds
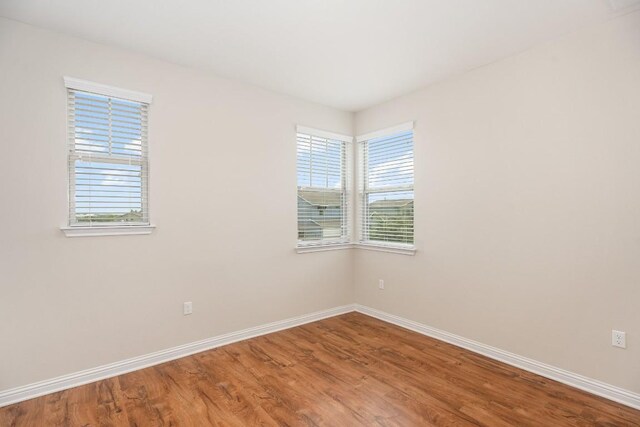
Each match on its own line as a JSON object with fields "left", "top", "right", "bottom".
{"left": 358, "top": 124, "right": 414, "bottom": 246}
{"left": 65, "top": 78, "right": 151, "bottom": 227}
{"left": 296, "top": 126, "right": 351, "bottom": 246}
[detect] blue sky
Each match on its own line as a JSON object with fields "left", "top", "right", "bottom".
{"left": 296, "top": 130, "right": 414, "bottom": 202}
{"left": 296, "top": 134, "right": 343, "bottom": 189}
{"left": 366, "top": 130, "right": 414, "bottom": 202}
{"left": 72, "top": 91, "right": 145, "bottom": 216}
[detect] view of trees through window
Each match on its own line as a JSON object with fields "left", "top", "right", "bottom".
{"left": 367, "top": 191, "right": 414, "bottom": 244}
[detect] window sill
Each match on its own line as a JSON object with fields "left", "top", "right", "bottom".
{"left": 354, "top": 242, "right": 416, "bottom": 256}
{"left": 296, "top": 243, "right": 354, "bottom": 254}
{"left": 60, "top": 224, "right": 156, "bottom": 237}
{"left": 296, "top": 242, "right": 415, "bottom": 255}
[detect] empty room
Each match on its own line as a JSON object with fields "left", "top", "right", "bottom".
{"left": 1, "top": 0, "right": 639, "bottom": 425}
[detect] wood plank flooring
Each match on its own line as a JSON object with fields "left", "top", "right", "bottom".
{"left": 1, "top": 312, "right": 639, "bottom": 426}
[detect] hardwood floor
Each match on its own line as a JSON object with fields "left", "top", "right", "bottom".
{"left": 1, "top": 312, "right": 639, "bottom": 426}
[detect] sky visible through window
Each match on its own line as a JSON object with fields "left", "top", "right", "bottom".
{"left": 366, "top": 130, "right": 413, "bottom": 202}
{"left": 296, "top": 133, "right": 343, "bottom": 189}
{"left": 363, "top": 129, "right": 414, "bottom": 244}
{"left": 75, "top": 162, "right": 142, "bottom": 215}
{"left": 71, "top": 90, "right": 146, "bottom": 220}
{"left": 296, "top": 132, "right": 347, "bottom": 242}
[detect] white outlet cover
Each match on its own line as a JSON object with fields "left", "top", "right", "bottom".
{"left": 183, "top": 301, "right": 193, "bottom": 315}
{"left": 612, "top": 330, "right": 626, "bottom": 348}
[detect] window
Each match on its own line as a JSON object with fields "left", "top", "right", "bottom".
{"left": 64, "top": 77, "right": 152, "bottom": 232}
{"left": 296, "top": 126, "right": 351, "bottom": 247}
{"left": 358, "top": 123, "right": 414, "bottom": 247}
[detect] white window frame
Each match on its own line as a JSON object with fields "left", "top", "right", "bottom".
{"left": 296, "top": 125, "right": 353, "bottom": 253}
{"left": 60, "top": 77, "right": 155, "bottom": 237}
{"left": 356, "top": 122, "right": 416, "bottom": 255}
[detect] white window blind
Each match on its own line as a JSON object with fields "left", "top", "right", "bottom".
{"left": 296, "top": 127, "right": 351, "bottom": 246}
{"left": 66, "top": 82, "right": 150, "bottom": 227}
{"left": 359, "top": 125, "right": 414, "bottom": 246}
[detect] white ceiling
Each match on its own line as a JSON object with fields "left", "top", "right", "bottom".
{"left": 0, "top": 1, "right": 635, "bottom": 111}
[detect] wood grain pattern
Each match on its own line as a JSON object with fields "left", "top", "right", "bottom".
{"left": 1, "top": 312, "right": 639, "bottom": 426}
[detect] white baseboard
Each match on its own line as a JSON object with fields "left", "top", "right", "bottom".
{"left": 3, "top": 303, "right": 638, "bottom": 412}
{"left": 0, "top": 304, "right": 356, "bottom": 408}
{"left": 354, "top": 304, "right": 640, "bottom": 411}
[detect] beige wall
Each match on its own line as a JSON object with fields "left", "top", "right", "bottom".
{"left": 2, "top": 10, "right": 639, "bottom": 396}
{"left": 0, "top": 17, "right": 354, "bottom": 390}
{"left": 354, "top": 11, "right": 640, "bottom": 393}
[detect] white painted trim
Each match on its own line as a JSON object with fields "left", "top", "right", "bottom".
{"left": 61, "top": 225, "right": 156, "bottom": 237}
{"left": 0, "top": 304, "right": 356, "bottom": 408}
{"left": 296, "top": 242, "right": 415, "bottom": 255}
{"left": 3, "top": 302, "right": 637, "bottom": 411}
{"left": 296, "top": 243, "right": 354, "bottom": 253}
{"left": 354, "top": 304, "right": 640, "bottom": 411}
{"left": 63, "top": 76, "right": 153, "bottom": 104}
{"left": 354, "top": 242, "right": 416, "bottom": 255}
{"left": 296, "top": 125, "right": 353, "bottom": 143}
{"left": 356, "top": 121, "right": 414, "bottom": 142}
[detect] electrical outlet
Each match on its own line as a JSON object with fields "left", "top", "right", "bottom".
{"left": 378, "top": 279, "right": 384, "bottom": 290}
{"left": 183, "top": 301, "right": 193, "bottom": 315}
{"left": 612, "top": 330, "right": 626, "bottom": 348}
